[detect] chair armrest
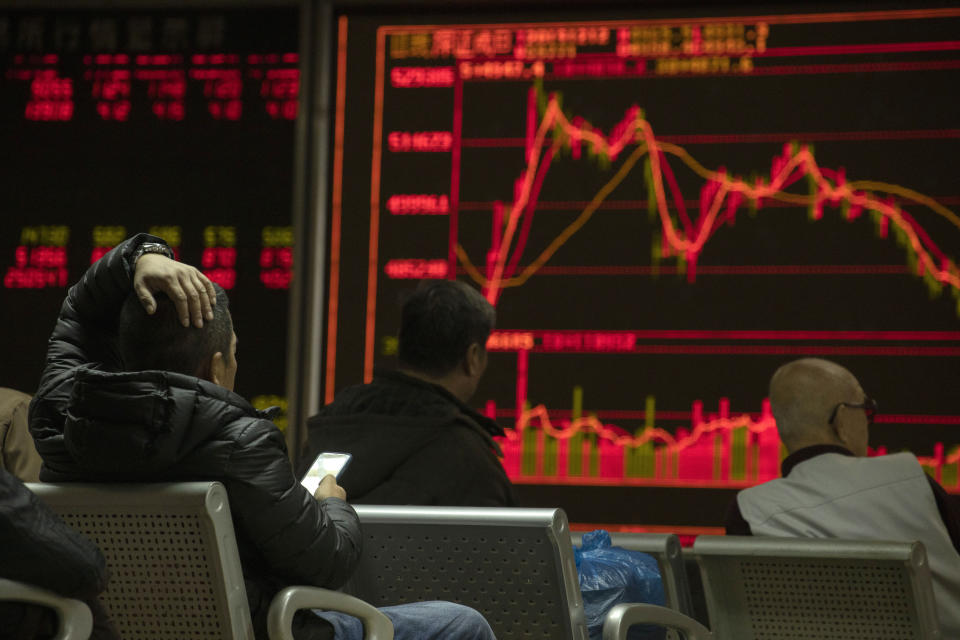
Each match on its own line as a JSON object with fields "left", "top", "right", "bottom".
{"left": 0, "top": 578, "right": 94, "bottom": 640}
{"left": 267, "top": 586, "right": 394, "bottom": 640}
{"left": 603, "top": 603, "right": 713, "bottom": 640}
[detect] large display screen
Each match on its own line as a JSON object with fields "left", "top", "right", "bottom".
{"left": 0, "top": 7, "right": 299, "bottom": 427}
{"left": 329, "top": 6, "right": 960, "bottom": 529}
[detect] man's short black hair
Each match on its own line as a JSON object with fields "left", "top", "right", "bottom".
{"left": 118, "top": 284, "right": 233, "bottom": 378}
{"left": 398, "top": 280, "right": 495, "bottom": 377}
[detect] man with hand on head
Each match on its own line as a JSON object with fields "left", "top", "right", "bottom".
{"left": 29, "top": 234, "right": 495, "bottom": 640}
{"left": 725, "top": 357, "right": 960, "bottom": 636}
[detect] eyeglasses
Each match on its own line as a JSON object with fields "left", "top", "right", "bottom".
{"left": 828, "top": 397, "right": 878, "bottom": 426}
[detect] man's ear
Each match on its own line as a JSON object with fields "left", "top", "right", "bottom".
{"left": 209, "top": 351, "right": 225, "bottom": 386}
{"left": 830, "top": 411, "right": 850, "bottom": 447}
{"left": 464, "top": 343, "right": 486, "bottom": 378}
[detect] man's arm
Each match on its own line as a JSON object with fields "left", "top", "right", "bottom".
{"left": 225, "top": 420, "right": 362, "bottom": 589}
{"left": 0, "top": 470, "right": 108, "bottom": 597}
{"left": 39, "top": 235, "right": 213, "bottom": 384}
{"left": 30, "top": 235, "right": 214, "bottom": 462}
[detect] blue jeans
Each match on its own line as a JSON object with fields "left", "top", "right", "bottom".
{"left": 314, "top": 601, "right": 496, "bottom": 640}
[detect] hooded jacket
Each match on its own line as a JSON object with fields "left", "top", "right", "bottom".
{"left": 0, "top": 468, "right": 116, "bottom": 639}
{"left": 28, "top": 235, "right": 360, "bottom": 640}
{"left": 303, "top": 370, "right": 517, "bottom": 507}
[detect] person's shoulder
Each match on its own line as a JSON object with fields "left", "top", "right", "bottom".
{"left": 219, "top": 412, "right": 284, "bottom": 448}
{"left": 313, "top": 378, "right": 395, "bottom": 415}
{"left": 189, "top": 384, "right": 285, "bottom": 447}
{"left": 316, "top": 372, "right": 456, "bottom": 420}
{"left": 0, "top": 388, "right": 31, "bottom": 410}
{"left": 858, "top": 452, "right": 931, "bottom": 483}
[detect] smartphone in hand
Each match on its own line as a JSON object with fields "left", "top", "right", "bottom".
{"left": 301, "top": 452, "right": 353, "bottom": 495}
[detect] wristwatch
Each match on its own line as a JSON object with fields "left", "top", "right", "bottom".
{"left": 131, "top": 242, "right": 174, "bottom": 268}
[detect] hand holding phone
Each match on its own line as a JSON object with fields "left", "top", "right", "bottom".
{"left": 314, "top": 473, "right": 346, "bottom": 501}
{"left": 301, "top": 452, "right": 352, "bottom": 497}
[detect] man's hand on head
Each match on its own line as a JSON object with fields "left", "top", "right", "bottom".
{"left": 133, "top": 253, "right": 217, "bottom": 328}
{"left": 314, "top": 474, "right": 347, "bottom": 501}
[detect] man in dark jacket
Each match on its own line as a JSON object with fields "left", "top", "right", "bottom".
{"left": 28, "top": 235, "right": 495, "bottom": 640}
{"left": 305, "top": 279, "right": 517, "bottom": 507}
{"left": 0, "top": 468, "right": 118, "bottom": 639}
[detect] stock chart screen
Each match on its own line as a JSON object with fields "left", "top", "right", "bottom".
{"left": 329, "top": 6, "right": 960, "bottom": 529}
{"left": 0, "top": 8, "right": 299, "bottom": 427}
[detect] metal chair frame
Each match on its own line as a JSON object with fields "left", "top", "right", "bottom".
{"left": 603, "top": 536, "right": 941, "bottom": 640}
{"left": 28, "top": 482, "right": 392, "bottom": 640}
{"left": 0, "top": 578, "right": 93, "bottom": 640}
{"left": 345, "top": 505, "right": 589, "bottom": 640}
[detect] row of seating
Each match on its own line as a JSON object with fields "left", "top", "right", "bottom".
{"left": 6, "top": 482, "right": 942, "bottom": 639}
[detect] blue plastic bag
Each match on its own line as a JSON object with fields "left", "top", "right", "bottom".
{"left": 574, "top": 530, "right": 666, "bottom": 640}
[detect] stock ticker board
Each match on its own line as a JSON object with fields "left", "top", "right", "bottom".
{"left": 0, "top": 8, "right": 298, "bottom": 427}
{"left": 329, "top": 7, "right": 960, "bottom": 527}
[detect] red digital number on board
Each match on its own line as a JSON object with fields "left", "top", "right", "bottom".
{"left": 387, "top": 194, "right": 450, "bottom": 215}
{"left": 202, "top": 247, "right": 237, "bottom": 268}
{"left": 25, "top": 101, "right": 73, "bottom": 121}
{"left": 259, "top": 247, "right": 293, "bottom": 269}
{"left": 30, "top": 246, "right": 67, "bottom": 268}
{"left": 390, "top": 66, "right": 455, "bottom": 88}
{"left": 153, "top": 102, "right": 185, "bottom": 121}
{"left": 96, "top": 101, "right": 131, "bottom": 121}
{"left": 260, "top": 269, "right": 291, "bottom": 289}
{"left": 30, "top": 76, "right": 72, "bottom": 100}
{"left": 203, "top": 268, "right": 236, "bottom": 290}
{"left": 4, "top": 267, "right": 68, "bottom": 289}
{"left": 265, "top": 100, "right": 298, "bottom": 120}
{"left": 538, "top": 332, "right": 638, "bottom": 352}
{"left": 262, "top": 69, "right": 299, "bottom": 98}
{"left": 209, "top": 100, "right": 242, "bottom": 121}
{"left": 486, "top": 332, "right": 536, "bottom": 351}
{"left": 12, "top": 246, "right": 67, "bottom": 269}
{"left": 387, "top": 131, "right": 453, "bottom": 152}
{"left": 384, "top": 259, "right": 448, "bottom": 279}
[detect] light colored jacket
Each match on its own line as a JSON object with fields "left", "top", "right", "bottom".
{"left": 0, "top": 387, "right": 41, "bottom": 481}
{"left": 738, "top": 451, "right": 960, "bottom": 637}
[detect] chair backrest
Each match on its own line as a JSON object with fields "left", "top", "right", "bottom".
{"left": 572, "top": 531, "right": 693, "bottom": 616}
{"left": 343, "top": 505, "right": 588, "bottom": 640}
{"left": 28, "top": 482, "right": 253, "bottom": 640}
{"left": 693, "top": 535, "right": 941, "bottom": 640}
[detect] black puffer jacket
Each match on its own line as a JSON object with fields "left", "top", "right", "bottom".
{"left": 28, "top": 235, "right": 361, "bottom": 640}
{"left": 0, "top": 469, "right": 116, "bottom": 639}
{"left": 303, "top": 370, "right": 517, "bottom": 507}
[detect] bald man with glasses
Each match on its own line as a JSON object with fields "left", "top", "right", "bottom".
{"left": 725, "top": 358, "right": 960, "bottom": 636}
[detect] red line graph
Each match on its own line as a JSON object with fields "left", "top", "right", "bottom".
{"left": 326, "top": 9, "right": 960, "bottom": 523}
{"left": 462, "top": 264, "right": 915, "bottom": 277}
{"left": 468, "top": 87, "right": 960, "bottom": 307}
{"left": 461, "top": 129, "right": 960, "bottom": 148}
{"left": 495, "top": 401, "right": 960, "bottom": 490}
{"left": 492, "top": 408, "right": 960, "bottom": 426}
{"left": 461, "top": 197, "right": 960, "bottom": 211}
